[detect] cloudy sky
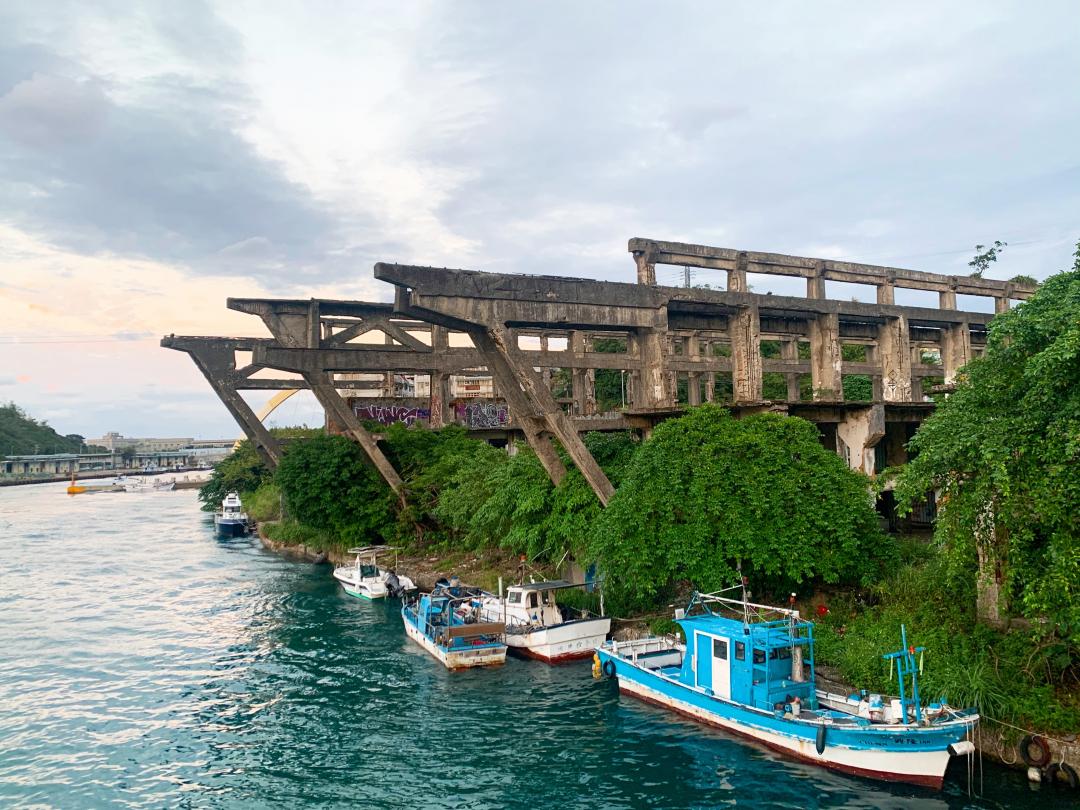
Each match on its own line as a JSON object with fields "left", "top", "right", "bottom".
{"left": 1, "top": 1, "right": 1078, "bottom": 441}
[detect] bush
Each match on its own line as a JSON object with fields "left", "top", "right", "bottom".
{"left": 589, "top": 406, "right": 894, "bottom": 610}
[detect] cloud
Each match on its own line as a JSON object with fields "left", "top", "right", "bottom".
{"left": 0, "top": 73, "right": 109, "bottom": 146}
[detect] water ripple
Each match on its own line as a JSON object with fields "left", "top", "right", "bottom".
{"left": 0, "top": 483, "right": 1065, "bottom": 809}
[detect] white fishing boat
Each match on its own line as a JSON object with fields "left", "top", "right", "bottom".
{"left": 480, "top": 580, "right": 610, "bottom": 663}
{"left": 333, "top": 546, "right": 416, "bottom": 600}
{"left": 214, "top": 492, "right": 248, "bottom": 537}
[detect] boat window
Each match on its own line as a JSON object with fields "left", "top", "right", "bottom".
{"left": 735, "top": 641, "right": 745, "bottom": 661}
{"left": 712, "top": 638, "right": 727, "bottom": 660}
{"left": 769, "top": 648, "right": 792, "bottom": 661}
{"left": 527, "top": 593, "right": 539, "bottom": 609}
{"left": 507, "top": 592, "right": 522, "bottom": 605}
{"left": 753, "top": 648, "right": 766, "bottom": 665}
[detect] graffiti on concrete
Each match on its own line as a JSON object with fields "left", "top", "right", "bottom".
{"left": 456, "top": 401, "right": 510, "bottom": 429}
{"left": 355, "top": 404, "right": 431, "bottom": 426}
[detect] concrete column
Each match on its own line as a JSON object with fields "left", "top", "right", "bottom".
{"left": 429, "top": 372, "right": 452, "bottom": 427}
{"left": 730, "top": 305, "right": 762, "bottom": 403}
{"left": 781, "top": 338, "right": 800, "bottom": 401}
{"left": 633, "top": 249, "right": 656, "bottom": 286}
{"left": 994, "top": 296, "right": 1010, "bottom": 314}
{"left": 877, "top": 315, "right": 912, "bottom": 402}
{"left": 688, "top": 372, "right": 702, "bottom": 406}
{"left": 939, "top": 287, "right": 957, "bottom": 310}
{"left": 836, "top": 404, "right": 886, "bottom": 476}
{"left": 665, "top": 333, "right": 678, "bottom": 404}
{"left": 941, "top": 322, "right": 972, "bottom": 384}
{"left": 727, "top": 251, "right": 748, "bottom": 292}
{"left": 807, "top": 259, "right": 826, "bottom": 299}
{"left": 705, "top": 372, "right": 716, "bottom": 402}
{"left": 877, "top": 282, "right": 895, "bottom": 305}
{"left": 637, "top": 327, "right": 672, "bottom": 408}
{"left": 809, "top": 313, "right": 842, "bottom": 400}
{"left": 540, "top": 334, "right": 552, "bottom": 390}
{"left": 911, "top": 376, "right": 925, "bottom": 402}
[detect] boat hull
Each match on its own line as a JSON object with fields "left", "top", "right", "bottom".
{"left": 597, "top": 648, "right": 972, "bottom": 789}
{"left": 332, "top": 568, "right": 388, "bottom": 600}
{"left": 505, "top": 618, "right": 611, "bottom": 663}
{"left": 214, "top": 518, "right": 248, "bottom": 537}
{"left": 402, "top": 612, "right": 506, "bottom": 670}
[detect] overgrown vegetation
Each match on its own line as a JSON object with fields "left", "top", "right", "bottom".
{"left": 895, "top": 245, "right": 1080, "bottom": 635}
{"left": 0, "top": 402, "right": 103, "bottom": 457}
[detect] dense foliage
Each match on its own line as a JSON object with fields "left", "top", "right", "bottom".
{"left": 815, "top": 542, "right": 1080, "bottom": 732}
{"left": 0, "top": 402, "right": 99, "bottom": 457}
{"left": 197, "top": 439, "right": 270, "bottom": 511}
{"left": 895, "top": 253, "right": 1080, "bottom": 635}
{"left": 589, "top": 406, "right": 892, "bottom": 609}
{"left": 275, "top": 434, "right": 395, "bottom": 547}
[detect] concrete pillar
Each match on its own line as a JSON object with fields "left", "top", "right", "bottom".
{"left": 637, "top": 327, "right": 672, "bottom": 408}
{"left": 705, "top": 372, "right": 716, "bottom": 402}
{"left": 730, "top": 305, "right": 762, "bottom": 403}
{"left": 431, "top": 325, "right": 449, "bottom": 352}
{"left": 836, "top": 404, "right": 886, "bottom": 476}
{"left": 911, "top": 376, "right": 925, "bottom": 402}
{"left": 727, "top": 251, "right": 748, "bottom": 292}
{"left": 939, "top": 287, "right": 957, "bottom": 310}
{"left": 633, "top": 249, "right": 656, "bottom": 286}
{"left": 665, "top": 333, "right": 678, "bottom": 404}
{"left": 430, "top": 372, "right": 452, "bottom": 427}
{"left": 807, "top": 259, "right": 826, "bottom": 299}
{"left": 941, "top": 322, "right": 972, "bottom": 384}
{"left": 809, "top": 313, "right": 842, "bottom": 400}
{"left": 877, "top": 282, "right": 895, "bottom": 305}
{"left": 781, "top": 338, "right": 800, "bottom": 401}
{"left": 688, "top": 372, "right": 702, "bottom": 406}
{"left": 877, "top": 315, "right": 912, "bottom": 402}
{"left": 994, "top": 296, "right": 1010, "bottom": 314}
{"left": 540, "top": 334, "right": 552, "bottom": 390}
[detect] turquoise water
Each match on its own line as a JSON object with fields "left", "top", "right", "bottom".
{"left": 0, "top": 483, "right": 1065, "bottom": 808}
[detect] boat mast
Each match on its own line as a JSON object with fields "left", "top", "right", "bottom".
{"left": 883, "top": 624, "right": 925, "bottom": 723}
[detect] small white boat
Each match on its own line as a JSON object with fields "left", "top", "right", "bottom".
{"left": 333, "top": 546, "right": 416, "bottom": 600}
{"left": 214, "top": 492, "right": 248, "bottom": 536}
{"left": 480, "top": 580, "right": 610, "bottom": 663}
{"left": 124, "top": 477, "right": 175, "bottom": 493}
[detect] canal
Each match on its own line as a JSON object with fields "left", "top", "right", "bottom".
{"left": 0, "top": 483, "right": 1067, "bottom": 808}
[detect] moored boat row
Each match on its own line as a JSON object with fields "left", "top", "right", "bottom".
{"left": 330, "top": 555, "right": 979, "bottom": 790}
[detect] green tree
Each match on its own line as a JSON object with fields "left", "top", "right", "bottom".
{"left": 969, "top": 240, "right": 1007, "bottom": 279}
{"left": 276, "top": 434, "right": 394, "bottom": 547}
{"left": 895, "top": 245, "right": 1080, "bottom": 633}
{"left": 590, "top": 405, "right": 891, "bottom": 610}
{"left": 198, "top": 439, "right": 270, "bottom": 511}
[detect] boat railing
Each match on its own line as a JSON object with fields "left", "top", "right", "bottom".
{"left": 611, "top": 635, "right": 683, "bottom": 667}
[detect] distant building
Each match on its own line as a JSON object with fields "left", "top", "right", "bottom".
{"left": 91, "top": 433, "right": 234, "bottom": 453}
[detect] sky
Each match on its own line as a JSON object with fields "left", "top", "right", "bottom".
{"left": 1, "top": 1, "right": 1078, "bottom": 441}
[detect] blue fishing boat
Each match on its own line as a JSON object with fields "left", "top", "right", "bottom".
{"left": 594, "top": 587, "right": 978, "bottom": 789}
{"left": 402, "top": 579, "right": 507, "bottom": 670}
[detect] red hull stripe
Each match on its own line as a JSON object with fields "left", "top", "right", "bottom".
{"left": 624, "top": 687, "right": 945, "bottom": 790}
{"left": 511, "top": 647, "right": 596, "bottom": 664}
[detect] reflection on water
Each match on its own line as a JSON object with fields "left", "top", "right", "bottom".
{"left": 0, "top": 483, "right": 1069, "bottom": 808}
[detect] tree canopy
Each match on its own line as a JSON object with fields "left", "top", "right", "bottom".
{"left": 896, "top": 250, "right": 1080, "bottom": 635}
{"left": 590, "top": 405, "right": 892, "bottom": 609}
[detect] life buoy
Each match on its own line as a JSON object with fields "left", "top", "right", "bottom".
{"left": 602, "top": 659, "right": 617, "bottom": 678}
{"left": 1020, "top": 735, "right": 1051, "bottom": 768}
{"left": 815, "top": 724, "right": 827, "bottom": 755}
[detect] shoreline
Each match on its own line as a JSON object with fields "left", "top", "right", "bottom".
{"left": 251, "top": 520, "right": 1080, "bottom": 780}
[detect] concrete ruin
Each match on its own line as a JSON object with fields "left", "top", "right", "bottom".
{"left": 163, "top": 237, "right": 1035, "bottom": 505}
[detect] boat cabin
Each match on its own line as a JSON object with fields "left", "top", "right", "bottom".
{"left": 503, "top": 581, "right": 566, "bottom": 627}
{"left": 674, "top": 595, "right": 817, "bottom": 711}
{"left": 412, "top": 586, "right": 504, "bottom": 651}
{"left": 221, "top": 492, "right": 244, "bottom": 518}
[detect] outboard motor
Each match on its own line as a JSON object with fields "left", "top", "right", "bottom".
{"left": 385, "top": 571, "right": 402, "bottom": 598}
